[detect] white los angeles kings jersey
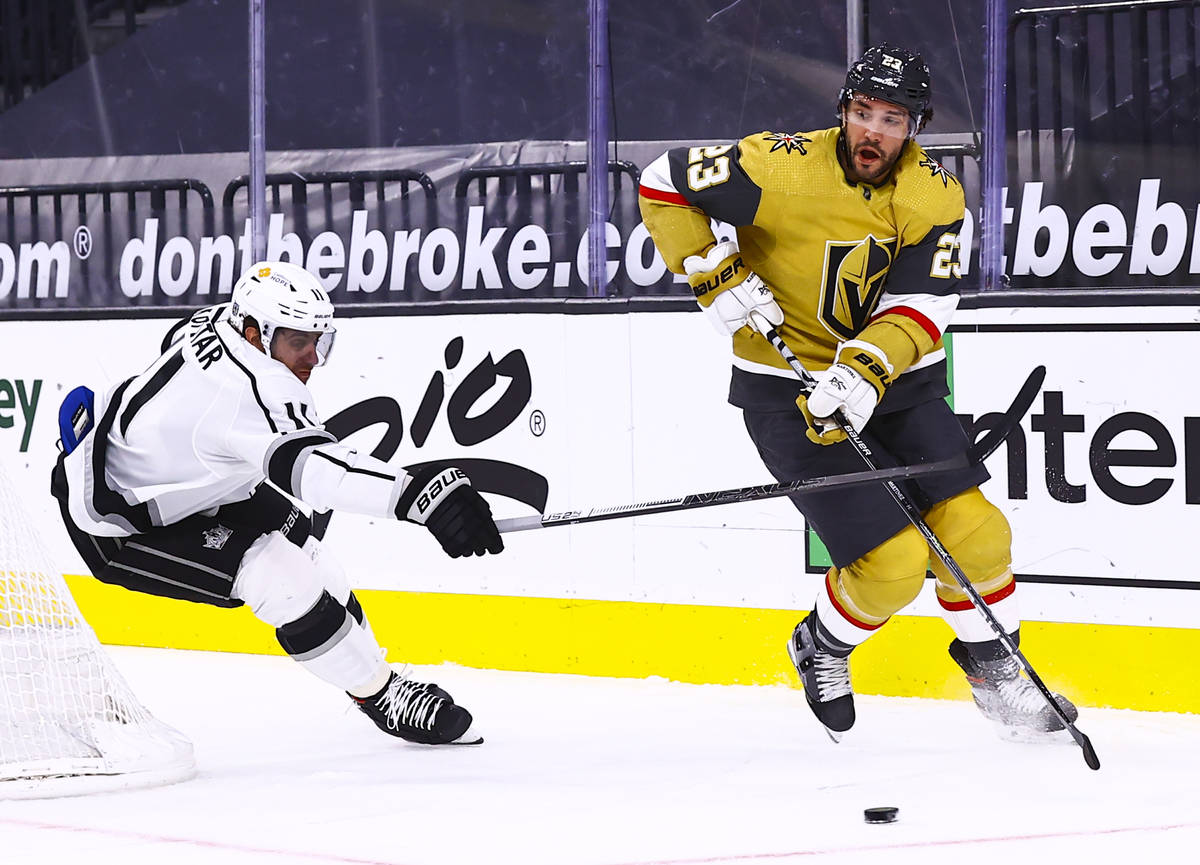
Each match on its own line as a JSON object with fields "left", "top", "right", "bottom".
{"left": 63, "top": 303, "right": 410, "bottom": 538}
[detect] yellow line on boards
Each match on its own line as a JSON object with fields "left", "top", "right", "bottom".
{"left": 65, "top": 575, "right": 1200, "bottom": 714}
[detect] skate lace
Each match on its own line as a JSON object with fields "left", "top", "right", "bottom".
{"left": 377, "top": 676, "right": 442, "bottom": 732}
{"left": 812, "top": 652, "right": 852, "bottom": 701}
{"left": 992, "top": 673, "right": 1047, "bottom": 715}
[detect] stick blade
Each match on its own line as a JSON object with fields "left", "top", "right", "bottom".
{"left": 1080, "top": 732, "right": 1101, "bottom": 770}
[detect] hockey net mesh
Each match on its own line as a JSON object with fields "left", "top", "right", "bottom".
{"left": 0, "top": 457, "right": 195, "bottom": 798}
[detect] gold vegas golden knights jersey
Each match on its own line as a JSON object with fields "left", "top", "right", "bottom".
{"left": 638, "top": 126, "right": 966, "bottom": 414}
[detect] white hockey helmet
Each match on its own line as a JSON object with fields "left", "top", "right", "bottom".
{"left": 230, "top": 261, "right": 336, "bottom": 365}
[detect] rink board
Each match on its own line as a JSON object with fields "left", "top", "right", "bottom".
{"left": 3, "top": 307, "right": 1199, "bottom": 712}
{"left": 63, "top": 575, "right": 1200, "bottom": 713}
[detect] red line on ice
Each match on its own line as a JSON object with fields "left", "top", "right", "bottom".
{"left": 600, "top": 821, "right": 1200, "bottom": 864}
{"left": 5, "top": 816, "right": 1197, "bottom": 864}
{"left": 0, "top": 817, "right": 408, "bottom": 865}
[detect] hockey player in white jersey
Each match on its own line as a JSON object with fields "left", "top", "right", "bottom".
{"left": 51, "top": 261, "right": 502, "bottom": 746}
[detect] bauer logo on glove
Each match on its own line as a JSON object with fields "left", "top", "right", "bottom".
{"left": 796, "top": 339, "right": 895, "bottom": 445}
{"left": 851, "top": 351, "right": 892, "bottom": 389}
{"left": 396, "top": 465, "right": 504, "bottom": 558}
{"left": 690, "top": 254, "right": 747, "bottom": 299}
{"left": 414, "top": 467, "right": 468, "bottom": 516}
{"left": 682, "top": 240, "right": 784, "bottom": 336}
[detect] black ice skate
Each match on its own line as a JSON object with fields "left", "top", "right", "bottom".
{"left": 351, "top": 670, "right": 481, "bottom": 745}
{"left": 787, "top": 613, "right": 855, "bottom": 741}
{"left": 949, "top": 638, "right": 1078, "bottom": 742}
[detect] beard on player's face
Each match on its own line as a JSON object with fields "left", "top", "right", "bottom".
{"left": 840, "top": 94, "right": 910, "bottom": 184}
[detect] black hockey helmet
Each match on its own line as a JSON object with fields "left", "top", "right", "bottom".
{"left": 838, "top": 43, "right": 933, "bottom": 132}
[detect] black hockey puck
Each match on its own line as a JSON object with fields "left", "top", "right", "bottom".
{"left": 864, "top": 806, "right": 899, "bottom": 824}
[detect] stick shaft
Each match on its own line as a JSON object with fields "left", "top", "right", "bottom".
{"left": 495, "top": 455, "right": 967, "bottom": 533}
{"left": 496, "top": 365, "right": 1043, "bottom": 535}
{"left": 757, "top": 322, "right": 1098, "bottom": 769}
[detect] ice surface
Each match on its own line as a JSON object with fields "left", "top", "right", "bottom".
{"left": 2, "top": 647, "right": 1197, "bottom": 865}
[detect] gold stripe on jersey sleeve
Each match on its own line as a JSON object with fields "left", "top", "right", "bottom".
{"left": 637, "top": 194, "right": 716, "bottom": 273}
{"left": 856, "top": 317, "right": 934, "bottom": 377}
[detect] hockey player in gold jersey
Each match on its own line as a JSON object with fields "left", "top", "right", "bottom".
{"left": 639, "top": 44, "right": 1077, "bottom": 741}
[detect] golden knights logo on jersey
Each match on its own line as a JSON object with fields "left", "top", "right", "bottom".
{"left": 819, "top": 234, "right": 895, "bottom": 340}
{"left": 762, "top": 132, "right": 811, "bottom": 155}
{"left": 917, "top": 155, "right": 959, "bottom": 189}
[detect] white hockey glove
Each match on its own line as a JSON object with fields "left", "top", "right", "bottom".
{"left": 796, "top": 339, "right": 894, "bottom": 445}
{"left": 396, "top": 465, "right": 504, "bottom": 558}
{"left": 683, "top": 241, "right": 783, "bottom": 336}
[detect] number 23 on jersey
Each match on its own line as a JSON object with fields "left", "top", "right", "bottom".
{"left": 687, "top": 146, "right": 734, "bottom": 191}
{"left": 930, "top": 231, "right": 961, "bottom": 278}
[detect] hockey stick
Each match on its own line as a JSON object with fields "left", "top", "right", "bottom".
{"left": 496, "top": 459, "right": 956, "bottom": 534}
{"left": 496, "top": 358, "right": 1041, "bottom": 535}
{"left": 750, "top": 312, "right": 1099, "bottom": 770}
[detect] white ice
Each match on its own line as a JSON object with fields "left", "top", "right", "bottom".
{"left": 2, "top": 647, "right": 1198, "bottom": 865}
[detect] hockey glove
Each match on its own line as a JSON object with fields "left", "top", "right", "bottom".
{"left": 797, "top": 339, "right": 894, "bottom": 445}
{"left": 396, "top": 466, "right": 504, "bottom": 558}
{"left": 683, "top": 241, "right": 783, "bottom": 336}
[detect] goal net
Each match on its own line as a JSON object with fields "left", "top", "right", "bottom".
{"left": 0, "top": 457, "right": 195, "bottom": 798}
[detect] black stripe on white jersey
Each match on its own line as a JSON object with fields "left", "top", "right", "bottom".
{"left": 311, "top": 449, "right": 396, "bottom": 481}
{"left": 264, "top": 429, "right": 338, "bottom": 496}
{"left": 88, "top": 378, "right": 157, "bottom": 534}
{"left": 285, "top": 401, "right": 316, "bottom": 430}
{"left": 120, "top": 349, "right": 185, "bottom": 436}
{"left": 160, "top": 314, "right": 190, "bottom": 354}
{"left": 212, "top": 323, "right": 278, "bottom": 434}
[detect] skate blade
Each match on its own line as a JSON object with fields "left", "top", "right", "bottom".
{"left": 991, "top": 722, "right": 1073, "bottom": 746}
{"left": 786, "top": 640, "right": 845, "bottom": 745}
{"left": 446, "top": 723, "right": 484, "bottom": 746}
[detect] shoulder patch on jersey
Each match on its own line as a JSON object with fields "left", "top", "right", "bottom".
{"left": 890, "top": 144, "right": 966, "bottom": 237}
{"left": 761, "top": 131, "right": 813, "bottom": 156}
{"left": 916, "top": 154, "right": 960, "bottom": 189}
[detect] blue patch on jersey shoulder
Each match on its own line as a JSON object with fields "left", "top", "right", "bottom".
{"left": 58, "top": 386, "right": 96, "bottom": 454}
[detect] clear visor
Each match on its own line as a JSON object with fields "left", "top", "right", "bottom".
{"left": 314, "top": 330, "right": 335, "bottom": 365}
{"left": 266, "top": 325, "right": 337, "bottom": 366}
{"left": 844, "top": 97, "right": 917, "bottom": 140}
